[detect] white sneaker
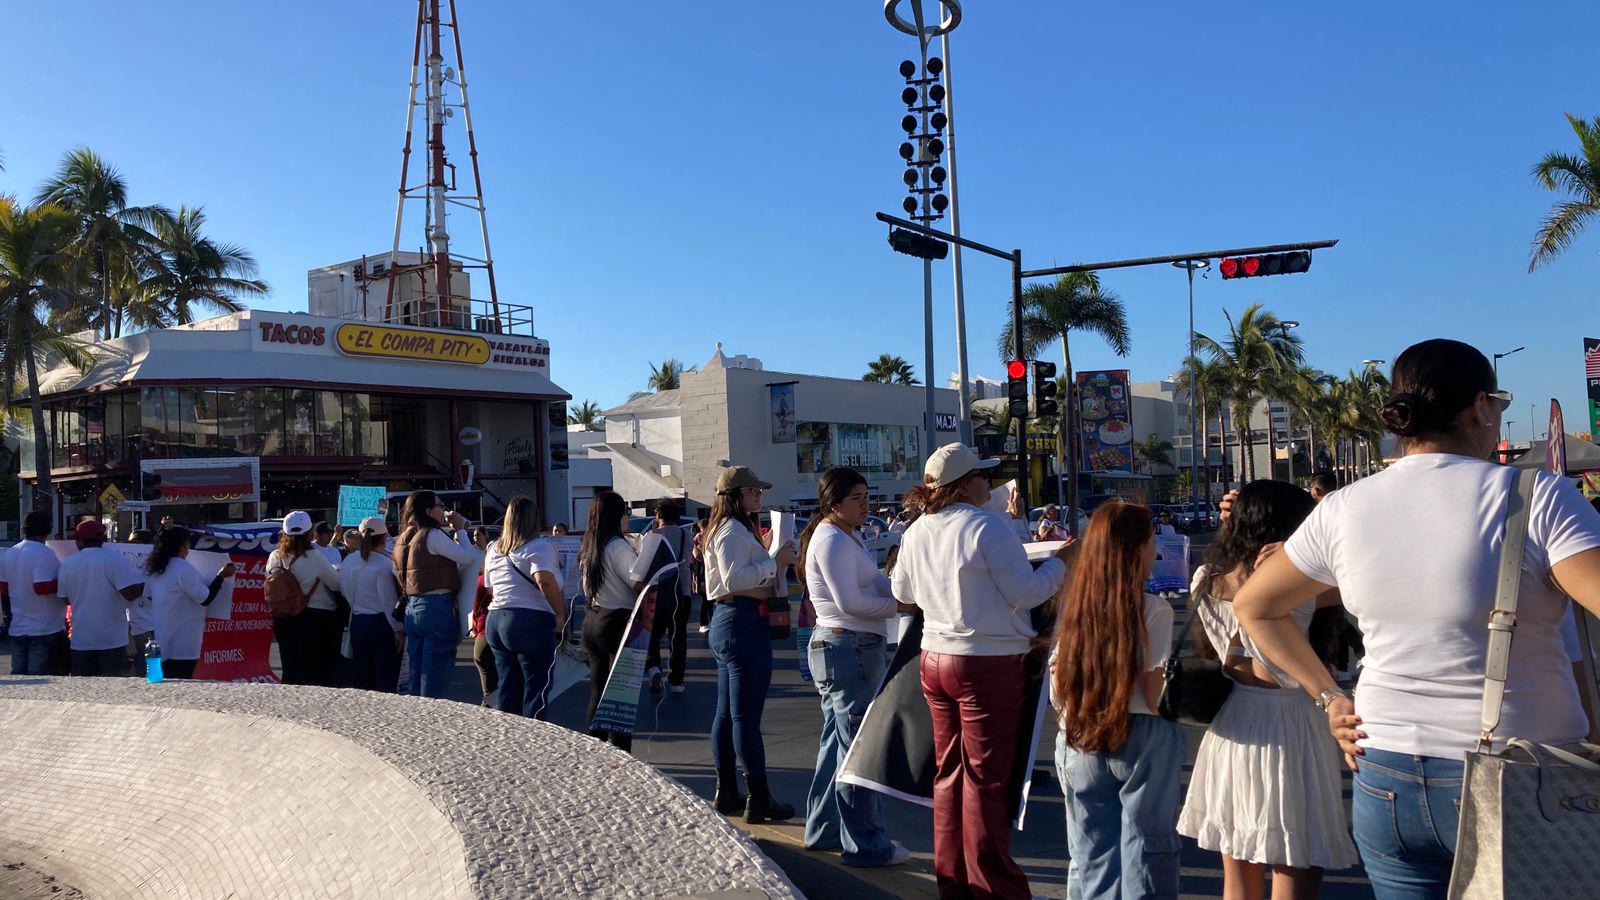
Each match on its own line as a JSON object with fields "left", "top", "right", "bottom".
{"left": 670, "top": 683, "right": 686, "bottom": 694}
{"left": 884, "top": 842, "right": 912, "bottom": 867}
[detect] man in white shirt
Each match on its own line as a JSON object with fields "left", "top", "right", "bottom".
{"left": 2, "top": 510, "right": 65, "bottom": 675}
{"left": 314, "top": 521, "right": 344, "bottom": 565}
{"left": 57, "top": 520, "right": 145, "bottom": 676}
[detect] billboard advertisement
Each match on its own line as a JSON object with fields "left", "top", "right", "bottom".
{"left": 1076, "top": 369, "right": 1134, "bottom": 473}
{"left": 796, "top": 422, "right": 920, "bottom": 482}
{"left": 770, "top": 382, "right": 797, "bottom": 443}
{"left": 1586, "top": 338, "right": 1600, "bottom": 435}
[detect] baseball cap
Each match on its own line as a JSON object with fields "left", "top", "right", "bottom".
{"left": 924, "top": 443, "right": 999, "bottom": 488}
{"left": 716, "top": 465, "right": 772, "bottom": 493}
{"left": 281, "top": 510, "right": 314, "bottom": 535}
{"left": 358, "top": 516, "right": 388, "bottom": 536}
{"left": 73, "top": 520, "right": 108, "bottom": 540}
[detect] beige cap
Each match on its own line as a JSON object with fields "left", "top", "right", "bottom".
{"left": 924, "top": 443, "right": 1000, "bottom": 487}
{"left": 716, "top": 465, "right": 773, "bottom": 493}
{"left": 358, "top": 516, "right": 388, "bottom": 535}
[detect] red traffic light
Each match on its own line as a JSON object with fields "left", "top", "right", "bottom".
{"left": 1219, "top": 257, "right": 1238, "bottom": 278}
{"left": 1220, "top": 251, "right": 1312, "bottom": 280}
{"left": 1006, "top": 359, "right": 1027, "bottom": 380}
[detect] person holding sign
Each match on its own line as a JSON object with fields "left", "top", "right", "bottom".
{"left": 579, "top": 491, "right": 641, "bottom": 750}
{"left": 483, "top": 496, "right": 566, "bottom": 719}
{"left": 705, "top": 465, "right": 797, "bottom": 824}
{"left": 147, "top": 525, "right": 236, "bottom": 680}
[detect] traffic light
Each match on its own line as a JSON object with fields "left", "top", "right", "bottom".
{"left": 1032, "top": 361, "right": 1058, "bottom": 417}
{"left": 1218, "top": 251, "right": 1312, "bottom": 279}
{"left": 888, "top": 227, "right": 949, "bottom": 260}
{"left": 1006, "top": 359, "right": 1029, "bottom": 418}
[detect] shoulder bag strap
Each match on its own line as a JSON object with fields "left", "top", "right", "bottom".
{"left": 1478, "top": 467, "right": 1539, "bottom": 752}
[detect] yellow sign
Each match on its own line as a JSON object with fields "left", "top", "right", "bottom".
{"left": 99, "top": 484, "right": 126, "bottom": 514}
{"left": 335, "top": 322, "right": 490, "bottom": 366}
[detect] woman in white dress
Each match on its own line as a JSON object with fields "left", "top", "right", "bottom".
{"left": 1178, "top": 480, "right": 1358, "bottom": 900}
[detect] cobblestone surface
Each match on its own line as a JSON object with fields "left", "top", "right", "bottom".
{"left": 0, "top": 677, "right": 799, "bottom": 900}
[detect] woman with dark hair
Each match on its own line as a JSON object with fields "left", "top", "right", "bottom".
{"left": 339, "top": 517, "right": 403, "bottom": 692}
{"left": 798, "top": 467, "right": 912, "bottom": 867}
{"left": 1052, "top": 501, "right": 1182, "bottom": 899}
{"left": 579, "top": 490, "right": 642, "bottom": 749}
{"left": 893, "top": 444, "right": 1072, "bottom": 898}
{"left": 1237, "top": 338, "right": 1600, "bottom": 899}
{"left": 391, "top": 489, "right": 477, "bottom": 698}
{"left": 147, "top": 525, "right": 235, "bottom": 679}
{"left": 704, "top": 466, "right": 797, "bottom": 823}
{"left": 1178, "top": 481, "right": 1357, "bottom": 899}
{"left": 484, "top": 496, "right": 566, "bottom": 719}
{"left": 265, "top": 511, "right": 343, "bottom": 685}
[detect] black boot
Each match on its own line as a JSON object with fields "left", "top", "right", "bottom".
{"left": 743, "top": 777, "right": 795, "bottom": 824}
{"left": 713, "top": 771, "right": 746, "bottom": 815}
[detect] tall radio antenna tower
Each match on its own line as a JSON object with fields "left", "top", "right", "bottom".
{"left": 384, "top": 0, "right": 501, "bottom": 328}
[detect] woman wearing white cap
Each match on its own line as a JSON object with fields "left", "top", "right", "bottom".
{"left": 892, "top": 443, "right": 1074, "bottom": 899}
{"left": 339, "top": 516, "right": 403, "bottom": 692}
{"left": 266, "top": 510, "right": 343, "bottom": 685}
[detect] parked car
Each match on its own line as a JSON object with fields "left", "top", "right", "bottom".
{"left": 1170, "top": 501, "right": 1220, "bottom": 532}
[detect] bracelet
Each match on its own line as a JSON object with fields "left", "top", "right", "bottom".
{"left": 1314, "top": 686, "right": 1351, "bottom": 711}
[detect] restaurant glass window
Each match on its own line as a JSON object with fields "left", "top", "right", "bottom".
{"left": 286, "top": 389, "right": 316, "bottom": 456}
{"left": 215, "top": 388, "right": 253, "bottom": 456}
{"left": 84, "top": 397, "right": 106, "bottom": 466}
{"left": 190, "top": 388, "right": 221, "bottom": 456}
{"left": 104, "top": 392, "right": 124, "bottom": 464}
{"left": 253, "top": 387, "right": 285, "bottom": 456}
{"left": 140, "top": 388, "right": 167, "bottom": 459}
{"left": 389, "top": 396, "right": 423, "bottom": 466}
{"left": 365, "top": 395, "right": 391, "bottom": 464}
{"left": 345, "top": 392, "right": 371, "bottom": 458}
{"left": 314, "top": 391, "right": 344, "bottom": 456}
{"left": 163, "top": 388, "right": 187, "bottom": 457}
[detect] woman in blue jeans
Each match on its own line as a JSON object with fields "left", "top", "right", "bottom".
{"left": 704, "top": 464, "right": 797, "bottom": 823}
{"left": 483, "top": 496, "right": 566, "bottom": 718}
{"left": 797, "top": 467, "right": 912, "bottom": 867}
{"left": 1236, "top": 338, "right": 1600, "bottom": 899}
{"left": 1052, "top": 502, "right": 1184, "bottom": 899}
{"left": 392, "top": 489, "right": 478, "bottom": 698}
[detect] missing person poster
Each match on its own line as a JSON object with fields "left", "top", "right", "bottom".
{"left": 590, "top": 537, "right": 679, "bottom": 737}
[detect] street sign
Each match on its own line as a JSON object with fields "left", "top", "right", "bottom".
{"left": 98, "top": 484, "right": 126, "bottom": 514}
{"left": 118, "top": 500, "right": 153, "bottom": 514}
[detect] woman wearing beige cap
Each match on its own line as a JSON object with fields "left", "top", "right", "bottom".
{"left": 339, "top": 516, "right": 403, "bottom": 692}
{"left": 704, "top": 464, "right": 797, "bottom": 823}
{"left": 893, "top": 443, "right": 1074, "bottom": 899}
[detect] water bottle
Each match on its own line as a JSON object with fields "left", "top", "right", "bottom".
{"left": 145, "top": 637, "right": 164, "bottom": 684}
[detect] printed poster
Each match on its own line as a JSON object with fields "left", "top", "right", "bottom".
{"left": 770, "top": 383, "right": 797, "bottom": 443}
{"left": 1076, "top": 369, "right": 1134, "bottom": 473}
{"left": 1146, "top": 533, "right": 1192, "bottom": 594}
{"left": 590, "top": 537, "right": 680, "bottom": 736}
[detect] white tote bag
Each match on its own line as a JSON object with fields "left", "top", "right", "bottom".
{"left": 1448, "top": 468, "right": 1600, "bottom": 899}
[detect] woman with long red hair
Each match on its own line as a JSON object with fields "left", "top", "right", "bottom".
{"left": 1051, "top": 501, "right": 1184, "bottom": 899}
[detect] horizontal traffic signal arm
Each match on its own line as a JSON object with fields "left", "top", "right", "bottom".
{"left": 1218, "top": 250, "right": 1312, "bottom": 279}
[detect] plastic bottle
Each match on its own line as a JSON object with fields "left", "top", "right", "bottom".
{"left": 145, "top": 637, "right": 164, "bottom": 684}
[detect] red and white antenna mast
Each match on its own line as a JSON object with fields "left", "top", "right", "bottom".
{"left": 384, "top": 0, "right": 502, "bottom": 328}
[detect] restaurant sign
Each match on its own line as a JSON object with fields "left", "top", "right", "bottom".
{"left": 335, "top": 322, "right": 490, "bottom": 365}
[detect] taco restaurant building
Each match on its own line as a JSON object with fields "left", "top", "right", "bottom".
{"left": 18, "top": 307, "right": 570, "bottom": 533}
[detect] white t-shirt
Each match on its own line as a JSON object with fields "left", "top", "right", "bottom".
{"left": 485, "top": 539, "right": 563, "bottom": 615}
{"left": 128, "top": 584, "right": 157, "bottom": 636}
{"left": 58, "top": 546, "right": 144, "bottom": 651}
{"left": 588, "top": 536, "right": 641, "bottom": 611}
{"left": 1, "top": 540, "right": 65, "bottom": 637}
{"left": 338, "top": 551, "right": 401, "bottom": 629}
{"left": 805, "top": 522, "right": 898, "bottom": 635}
{"left": 148, "top": 557, "right": 214, "bottom": 661}
{"left": 1284, "top": 453, "right": 1600, "bottom": 757}
{"left": 1051, "top": 593, "right": 1175, "bottom": 720}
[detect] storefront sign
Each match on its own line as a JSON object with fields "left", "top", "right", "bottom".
{"left": 1077, "top": 370, "right": 1134, "bottom": 473}
{"left": 935, "top": 413, "right": 958, "bottom": 431}
{"left": 139, "top": 458, "right": 260, "bottom": 504}
{"left": 975, "top": 432, "right": 1058, "bottom": 456}
{"left": 458, "top": 426, "right": 483, "bottom": 446}
{"left": 335, "top": 322, "right": 490, "bottom": 365}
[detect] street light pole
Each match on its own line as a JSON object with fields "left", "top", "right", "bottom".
{"left": 1172, "top": 259, "right": 1209, "bottom": 507}
{"left": 940, "top": 27, "right": 974, "bottom": 445}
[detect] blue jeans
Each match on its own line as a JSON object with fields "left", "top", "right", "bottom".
{"left": 10, "top": 632, "right": 60, "bottom": 676}
{"left": 349, "top": 613, "right": 401, "bottom": 693}
{"left": 804, "top": 628, "right": 894, "bottom": 866}
{"left": 486, "top": 606, "right": 557, "bottom": 719}
{"left": 1352, "top": 747, "right": 1465, "bottom": 900}
{"left": 404, "top": 594, "right": 458, "bottom": 699}
{"left": 709, "top": 597, "right": 773, "bottom": 783}
{"left": 1056, "top": 715, "right": 1186, "bottom": 900}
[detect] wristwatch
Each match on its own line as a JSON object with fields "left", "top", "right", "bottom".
{"left": 1314, "top": 686, "right": 1351, "bottom": 711}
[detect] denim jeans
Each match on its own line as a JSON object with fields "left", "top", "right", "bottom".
{"left": 404, "top": 594, "right": 458, "bottom": 698}
{"left": 1351, "top": 747, "right": 1465, "bottom": 900}
{"left": 804, "top": 628, "right": 894, "bottom": 866}
{"left": 10, "top": 632, "right": 60, "bottom": 675}
{"left": 349, "top": 613, "right": 401, "bottom": 693}
{"left": 486, "top": 606, "right": 557, "bottom": 719}
{"left": 70, "top": 647, "right": 127, "bottom": 677}
{"left": 1056, "top": 715, "right": 1186, "bottom": 900}
{"left": 709, "top": 597, "right": 774, "bottom": 782}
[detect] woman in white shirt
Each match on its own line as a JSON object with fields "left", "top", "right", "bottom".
{"left": 484, "top": 496, "right": 566, "bottom": 719}
{"left": 339, "top": 516, "right": 403, "bottom": 693}
{"left": 797, "top": 467, "right": 912, "bottom": 868}
{"left": 1236, "top": 339, "right": 1600, "bottom": 899}
{"left": 265, "top": 510, "right": 344, "bottom": 686}
{"left": 1177, "top": 481, "right": 1357, "bottom": 899}
{"left": 578, "top": 490, "right": 642, "bottom": 750}
{"left": 704, "top": 465, "right": 797, "bottom": 824}
{"left": 146, "top": 525, "right": 235, "bottom": 679}
{"left": 1052, "top": 501, "right": 1182, "bottom": 900}
{"left": 891, "top": 443, "right": 1070, "bottom": 898}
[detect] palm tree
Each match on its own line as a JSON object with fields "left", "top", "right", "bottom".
{"left": 1196, "top": 304, "right": 1303, "bottom": 484}
{"left": 1287, "top": 367, "right": 1339, "bottom": 480}
{"left": 996, "top": 271, "right": 1131, "bottom": 530}
{"left": 35, "top": 148, "right": 166, "bottom": 339}
{"left": 0, "top": 198, "right": 94, "bottom": 510}
{"left": 1172, "top": 355, "right": 1230, "bottom": 496}
{"left": 971, "top": 401, "right": 1015, "bottom": 437}
{"left": 1132, "top": 433, "right": 1175, "bottom": 475}
{"left": 862, "top": 353, "right": 919, "bottom": 385}
{"left": 647, "top": 358, "right": 684, "bottom": 391}
{"left": 140, "top": 206, "right": 267, "bottom": 325}
{"left": 567, "top": 399, "right": 604, "bottom": 429}
{"left": 1529, "top": 114, "right": 1600, "bottom": 271}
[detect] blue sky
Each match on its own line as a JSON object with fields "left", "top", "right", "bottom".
{"left": 4, "top": 1, "right": 1598, "bottom": 436}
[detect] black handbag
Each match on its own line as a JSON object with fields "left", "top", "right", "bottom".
{"left": 1157, "top": 597, "right": 1234, "bottom": 727}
